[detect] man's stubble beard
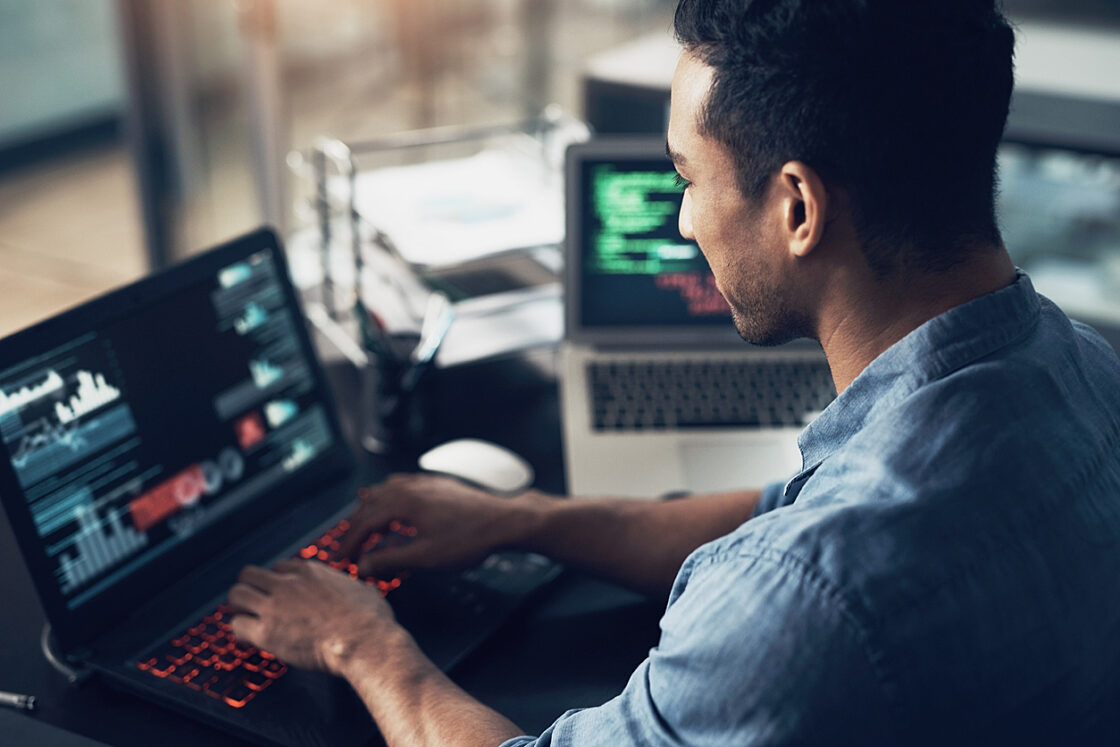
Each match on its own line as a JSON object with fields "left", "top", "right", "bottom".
{"left": 727, "top": 282, "right": 814, "bottom": 347}
{"left": 703, "top": 207, "right": 816, "bottom": 348}
{"left": 717, "top": 212, "right": 815, "bottom": 348}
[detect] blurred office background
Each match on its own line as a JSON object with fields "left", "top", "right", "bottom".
{"left": 1, "top": 0, "right": 1119, "bottom": 339}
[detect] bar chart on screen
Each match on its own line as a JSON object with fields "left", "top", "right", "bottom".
{"left": 53, "top": 490, "right": 149, "bottom": 594}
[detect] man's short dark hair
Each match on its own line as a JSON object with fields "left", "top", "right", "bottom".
{"left": 674, "top": 0, "right": 1015, "bottom": 274}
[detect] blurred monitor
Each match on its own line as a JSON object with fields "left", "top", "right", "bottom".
{"left": 1001, "top": 93, "right": 1120, "bottom": 352}
{"left": 999, "top": 142, "right": 1120, "bottom": 331}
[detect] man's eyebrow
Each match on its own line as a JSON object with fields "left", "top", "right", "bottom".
{"left": 666, "top": 141, "right": 687, "bottom": 167}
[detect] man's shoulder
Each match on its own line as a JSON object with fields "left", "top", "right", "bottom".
{"left": 844, "top": 301, "right": 1120, "bottom": 502}
{"left": 688, "top": 450, "right": 1120, "bottom": 735}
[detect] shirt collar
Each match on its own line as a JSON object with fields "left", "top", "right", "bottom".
{"left": 793, "top": 270, "right": 1041, "bottom": 475}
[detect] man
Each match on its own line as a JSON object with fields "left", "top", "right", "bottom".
{"left": 229, "top": 0, "right": 1120, "bottom": 743}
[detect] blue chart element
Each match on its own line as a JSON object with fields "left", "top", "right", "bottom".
{"left": 234, "top": 302, "right": 269, "bottom": 335}
{"left": 276, "top": 405, "right": 330, "bottom": 474}
{"left": 249, "top": 359, "right": 283, "bottom": 389}
{"left": 50, "top": 487, "right": 148, "bottom": 595}
{"left": 213, "top": 361, "right": 309, "bottom": 421}
{"left": 34, "top": 487, "right": 97, "bottom": 535}
{"left": 282, "top": 438, "right": 316, "bottom": 472}
{"left": 264, "top": 399, "right": 299, "bottom": 428}
{"left": 219, "top": 261, "right": 253, "bottom": 289}
{"left": 11, "top": 404, "right": 137, "bottom": 488}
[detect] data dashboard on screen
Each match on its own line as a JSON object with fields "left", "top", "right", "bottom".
{"left": 0, "top": 248, "right": 333, "bottom": 611}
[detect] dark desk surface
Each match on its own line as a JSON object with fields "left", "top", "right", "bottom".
{"left": 0, "top": 351, "right": 664, "bottom": 746}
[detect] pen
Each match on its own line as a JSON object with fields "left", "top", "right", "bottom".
{"left": 0, "top": 690, "right": 36, "bottom": 711}
{"left": 400, "top": 293, "right": 454, "bottom": 392}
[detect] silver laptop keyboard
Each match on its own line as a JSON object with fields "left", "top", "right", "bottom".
{"left": 588, "top": 358, "right": 836, "bottom": 430}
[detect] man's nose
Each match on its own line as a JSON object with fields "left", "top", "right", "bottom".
{"left": 678, "top": 190, "right": 695, "bottom": 240}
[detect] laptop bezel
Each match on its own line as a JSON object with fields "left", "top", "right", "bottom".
{"left": 0, "top": 227, "right": 355, "bottom": 651}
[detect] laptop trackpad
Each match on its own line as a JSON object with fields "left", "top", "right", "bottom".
{"left": 678, "top": 438, "right": 800, "bottom": 494}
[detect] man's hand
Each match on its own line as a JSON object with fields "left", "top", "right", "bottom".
{"left": 228, "top": 559, "right": 400, "bottom": 675}
{"left": 337, "top": 473, "right": 538, "bottom": 578}
{"left": 228, "top": 556, "right": 526, "bottom": 746}
{"left": 336, "top": 474, "right": 763, "bottom": 597}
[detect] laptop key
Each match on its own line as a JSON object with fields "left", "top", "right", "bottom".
{"left": 193, "top": 622, "right": 224, "bottom": 639}
{"left": 182, "top": 635, "right": 208, "bottom": 654}
{"left": 183, "top": 669, "right": 206, "bottom": 691}
{"left": 261, "top": 660, "right": 287, "bottom": 679}
{"left": 233, "top": 640, "right": 258, "bottom": 657}
{"left": 215, "top": 650, "right": 242, "bottom": 670}
{"left": 170, "top": 665, "right": 201, "bottom": 685}
{"left": 168, "top": 649, "right": 193, "bottom": 667}
{"left": 242, "top": 651, "right": 267, "bottom": 672}
{"left": 194, "top": 650, "right": 219, "bottom": 667}
{"left": 223, "top": 684, "right": 256, "bottom": 709}
{"left": 242, "top": 669, "right": 271, "bottom": 692}
{"left": 200, "top": 670, "right": 240, "bottom": 699}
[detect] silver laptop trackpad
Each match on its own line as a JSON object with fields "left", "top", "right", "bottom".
{"left": 678, "top": 437, "right": 801, "bottom": 494}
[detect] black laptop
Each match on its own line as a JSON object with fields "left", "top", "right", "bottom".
{"left": 0, "top": 228, "right": 558, "bottom": 746}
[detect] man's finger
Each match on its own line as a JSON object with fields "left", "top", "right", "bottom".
{"left": 337, "top": 504, "right": 400, "bottom": 560}
{"left": 273, "top": 557, "right": 313, "bottom": 575}
{"left": 237, "top": 564, "right": 279, "bottom": 592}
{"left": 334, "top": 524, "right": 370, "bottom": 561}
{"left": 357, "top": 542, "right": 430, "bottom": 578}
{"left": 229, "top": 613, "right": 265, "bottom": 648}
{"left": 228, "top": 582, "right": 268, "bottom": 614}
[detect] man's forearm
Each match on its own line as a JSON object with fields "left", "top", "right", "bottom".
{"left": 507, "top": 488, "right": 762, "bottom": 596}
{"left": 335, "top": 626, "right": 523, "bottom": 747}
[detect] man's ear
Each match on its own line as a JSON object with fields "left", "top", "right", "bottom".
{"left": 778, "top": 161, "right": 827, "bottom": 259}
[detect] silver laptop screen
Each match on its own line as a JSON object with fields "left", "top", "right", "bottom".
{"left": 575, "top": 150, "right": 732, "bottom": 329}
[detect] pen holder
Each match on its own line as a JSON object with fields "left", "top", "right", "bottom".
{"left": 358, "top": 351, "right": 429, "bottom": 455}
{"left": 353, "top": 291, "right": 450, "bottom": 456}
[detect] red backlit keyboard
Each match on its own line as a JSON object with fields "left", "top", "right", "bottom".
{"left": 136, "top": 604, "right": 284, "bottom": 709}
{"left": 135, "top": 517, "right": 413, "bottom": 709}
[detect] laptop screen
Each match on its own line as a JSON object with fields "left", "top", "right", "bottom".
{"left": 575, "top": 147, "right": 731, "bottom": 329}
{"left": 0, "top": 229, "right": 351, "bottom": 646}
{"left": 564, "top": 138, "right": 766, "bottom": 349}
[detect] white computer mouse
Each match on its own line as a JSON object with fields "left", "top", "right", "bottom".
{"left": 417, "top": 438, "right": 534, "bottom": 495}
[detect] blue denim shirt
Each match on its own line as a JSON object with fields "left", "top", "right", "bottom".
{"left": 501, "top": 273, "right": 1120, "bottom": 746}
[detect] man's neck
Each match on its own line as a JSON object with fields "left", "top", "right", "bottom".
{"left": 817, "top": 248, "right": 1018, "bottom": 393}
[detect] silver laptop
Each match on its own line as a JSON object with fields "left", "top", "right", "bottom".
{"left": 559, "top": 138, "right": 835, "bottom": 499}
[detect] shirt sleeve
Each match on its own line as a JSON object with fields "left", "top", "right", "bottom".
{"left": 499, "top": 548, "right": 897, "bottom": 746}
{"left": 752, "top": 480, "right": 788, "bottom": 518}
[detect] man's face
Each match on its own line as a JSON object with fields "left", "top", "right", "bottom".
{"left": 667, "top": 52, "right": 809, "bottom": 346}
